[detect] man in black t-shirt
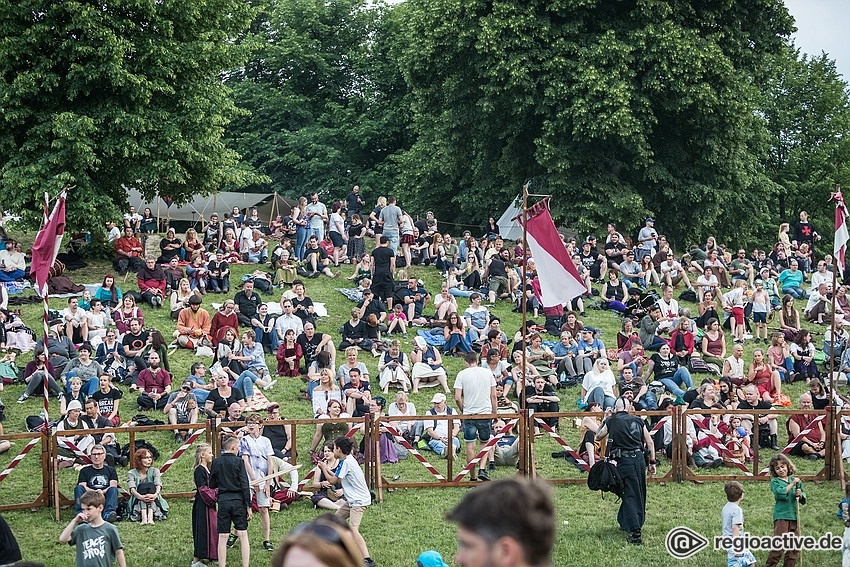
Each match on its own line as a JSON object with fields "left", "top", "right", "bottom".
{"left": 303, "top": 235, "right": 335, "bottom": 277}
{"left": 345, "top": 185, "right": 365, "bottom": 218}
{"left": 604, "top": 233, "right": 627, "bottom": 269}
{"left": 74, "top": 445, "right": 119, "bottom": 521}
{"left": 579, "top": 240, "right": 606, "bottom": 280}
{"left": 233, "top": 279, "right": 261, "bottom": 327}
{"left": 371, "top": 236, "right": 396, "bottom": 308}
{"left": 403, "top": 277, "right": 430, "bottom": 325}
{"left": 262, "top": 403, "right": 292, "bottom": 459}
{"left": 121, "top": 317, "right": 149, "bottom": 382}
{"left": 296, "top": 322, "right": 335, "bottom": 371}
{"left": 83, "top": 399, "right": 124, "bottom": 466}
{"left": 484, "top": 254, "right": 509, "bottom": 304}
{"left": 738, "top": 385, "right": 779, "bottom": 450}
{"left": 291, "top": 281, "right": 316, "bottom": 325}
{"left": 357, "top": 289, "right": 387, "bottom": 330}
{"left": 524, "top": 376, "right": 560, "bottom": 428}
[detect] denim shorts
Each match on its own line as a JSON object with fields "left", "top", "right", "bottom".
{"left": 752, "top": 311, "right": 767, "bottom": 324}
{"left": 462, "top": 418, "right": 492, "bottom": 442}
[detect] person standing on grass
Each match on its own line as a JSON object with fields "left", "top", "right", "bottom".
{"left": 722, "top": 481, "right": 757, "bottom": 567}
{"left": 446, "top": 477, "right": 555, "bottom": 567}
{"left": 317, "top": 436, "right": 376, "bottom": 567}
{"left": 595, "top": 396, "right": 657, "bottom": 545}
{"left": 210, "top": 434, "right": 252, "bottom": 567}
{"left": 60, "top": 490, "right": 126, "bottom": 567}
{"left": 454, "top": 351, "right": 497, "bottom": 482}
{"left": 239, "top": 414, "right": 277, "bottom": 552}
{"left": 766, "top": 454, "right": 806, "bottom": 567}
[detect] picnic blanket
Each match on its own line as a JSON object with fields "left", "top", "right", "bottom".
{"left": 337, "top": 288, "right": 364, "bottom": 303}
{"left": 244, "top": 390, "right": 273, "bottom": 412}
{"left": 417, "top": 329, "right": 446, "bottom": 347}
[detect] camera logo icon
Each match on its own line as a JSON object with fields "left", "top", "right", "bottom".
{"left": 665, "top": 526, "right": 709, "bottom": 559}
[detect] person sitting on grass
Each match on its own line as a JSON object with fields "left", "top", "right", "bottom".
{"left": 136, "top": 352, "right": 171, "bottom": 411}
{"left": 386, "top": 303, "right": 408, "bottom": 338}
{"left": 378, "top": 340, "right": 411, "bottom": 394}
{"left": 137, "top": 257, "right": 167, "bottom": 309}
{"left": 164, "top": 380, "right": 199, "bottom": 443}
{"left": 176, "top": 295, "right": 211, "bottom": 350}
{"left": 127, "top": 448, "right": 168, "bottom": 525}
{"left": 73, "top": 444, "right": 119, "bottom": 524}
{"left": 786, "top": 393, "right": 825, "bottom": 460}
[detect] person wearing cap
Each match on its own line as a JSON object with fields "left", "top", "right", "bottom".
{"left": 164, "top": 380, "right": 199, "bottom": 442}
{"left": 447, "top": 477, "right": 556, "bottom": 566}
{"left": 57, "top": 399, "right": 95, "bottom": 457}
{"left": 639, "top": 305, "right": 668, "bottom": 351}
{"left": 417, "top": 550, "right": 450, "bottom": 567}
{"left": 176, "top": 294, "right": 211, "bottom": 349}
{"left": 424, "top": 392, "right": 461, "bottom": 458}
{"left": 635, "top": 217, "right": 657, "bottom": 263}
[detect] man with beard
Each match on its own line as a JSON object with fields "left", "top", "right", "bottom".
{"left": 136, "top": 352, "right": 172, "bottom": 411}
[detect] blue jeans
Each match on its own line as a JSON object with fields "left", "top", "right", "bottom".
{"left": 783, "top": 286, "right": 808, "bottom": 299}
{"left": 309, "top": 225, "right": 324, "bottom": 242}
{"left": 659, "top": 368, "right": 694, "bottom": 397}
{"left": 74, "top": 484, "right": 118, "bottom": 517}
{"left": 253, "top": 326, "right": 279, "bottom": 352}
{"left": 624, "top": 277, "right": 646, "bottom": 289}
{"left": 0, "top": 269, "right": 25, "bottom": 282}
{"left": 192, "top": 388, "right": 210, "bottom": 404}
{"left": 65, "top": 371, "right": 100, "bottom": 396}
{"left": 295, "top": 227, "right": 309, "bottom": 261}
{"left": 384, "top": 230, "right": 399, "bottom": 255}
{"left": 637, "top": 390, "right": 658, "bottom": 410}
{"left": 645, "top": 335, "right": 668, "bottom": 351}
{"left": 232, "top": 370, "right": 260, "bottom": 398}
{"left": 209, "top": 275, "right": 230, "bottom": 293}
{"left": 586, "top": 387, "right": 616, "bottom": 410}
{"left": 428, "top": 437, "right": 461, "bottom": 457}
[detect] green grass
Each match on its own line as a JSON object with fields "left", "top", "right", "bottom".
{"left": 0, "top": 237, "right": 845, "bottom": 566}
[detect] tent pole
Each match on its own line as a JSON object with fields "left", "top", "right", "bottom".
{"left": 213, "top": 192, "right": 218, "bottom": 213}
{"left": 269, "top": 192, "right": 277, "bottom": 227}
{"left": 156, "top": 194, "right": 161, "bottom": 232}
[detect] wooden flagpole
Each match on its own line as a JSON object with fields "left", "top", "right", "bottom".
{"left": 40, "top": 192, "right": 51, "bottom": 418}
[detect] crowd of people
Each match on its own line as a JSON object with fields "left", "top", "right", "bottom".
{"left": 1, "top": 194, "right": 847, "bottom": 566}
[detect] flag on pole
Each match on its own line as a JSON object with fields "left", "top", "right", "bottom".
{"left": 517, "top": 199, "right": 587, "bottom": 307}
{"left": 30, "top": 191, "right": 67, "bottom": 297}
{"left": 833, "top": 189, "right": 849, "bottom": 273}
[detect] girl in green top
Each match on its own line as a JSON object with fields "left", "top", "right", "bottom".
{"left": 767, "top": 454, "right": 805, "bottom": 567}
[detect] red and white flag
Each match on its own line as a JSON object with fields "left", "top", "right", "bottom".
{"left": 518, "top": 199, "right": 586, "bottom": 307}
{"left": 30, "top": 191, "right": 67, "bottom": 297}
{"left": 833, "top": 189, "right": 849, "bottom": 273}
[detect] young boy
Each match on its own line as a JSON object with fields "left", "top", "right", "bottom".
{"left": 721, "top": 481, "right": 756, "bottom": 567}
{"left": 59, "top": 490, "right": 126, "bottom": 567}
{"left": 318, "top": 436, "right": 375, "bottom": 567}
{"left": 210, "top": 434, "right": 251, "bottom": 567}
{"left": 239, "top": 414, "right": 275, "bottom": 551}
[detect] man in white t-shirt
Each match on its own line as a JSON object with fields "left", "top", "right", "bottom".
{"left": 318, "top": 436, "right": 376, "bottom": 567}
{"left": 453, "top": 352, "right": 497, "bottom": 482}
{"left": 655, "top": 285, "right": 679, "bottom": 332}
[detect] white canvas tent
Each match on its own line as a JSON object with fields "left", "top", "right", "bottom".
{"left": 497, "top": 195, "right": 523, "bottom": 241}
{"left": 126, "top": 189, "right": 295, "bottom": 225}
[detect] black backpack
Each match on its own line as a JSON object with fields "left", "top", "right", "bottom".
{"left": 587, "top": 458, "right": 624, "bottom": 498}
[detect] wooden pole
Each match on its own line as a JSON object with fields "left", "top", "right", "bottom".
{"left": 520, "top": 185, "right": 530, "bottom": 476}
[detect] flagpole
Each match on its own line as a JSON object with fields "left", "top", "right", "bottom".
{"left": 830, "top": 184, "right": 846, "bottom": 407}
{"left": 40, "top": 192, "right": 51, "bottom": 419}
{"left": 520, "top": 183, "right": 531, "bottom": 477}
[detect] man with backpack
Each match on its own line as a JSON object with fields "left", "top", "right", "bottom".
{"left": 594, "top": 397, "right": 656, "bottom": 545}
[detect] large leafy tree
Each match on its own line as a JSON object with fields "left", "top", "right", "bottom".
{"left": 0, "top": 0, "right": 259, "bottom": 230}
{"left": 760, "top": 46, "right": 850, "bottom": 226}
{"left": 396, "top": 0, "right": 794, "bottom": 246}
{"left": 224, "top": 0, "right": 412, "bottom": 202}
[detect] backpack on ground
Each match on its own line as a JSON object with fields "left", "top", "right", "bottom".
{"left": 587, "top": 458, "right": 624, "bottom": 498}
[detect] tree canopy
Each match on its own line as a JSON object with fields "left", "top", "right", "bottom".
{"left": 0, "top": 0, "right": 259, "bottom": 229}
{"left": 394, "top": 0, "right": 797, "bottom": 246}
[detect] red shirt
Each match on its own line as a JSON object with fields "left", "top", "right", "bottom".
{"left": 137, "top": 367, "right": 171, "bottom": 394}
